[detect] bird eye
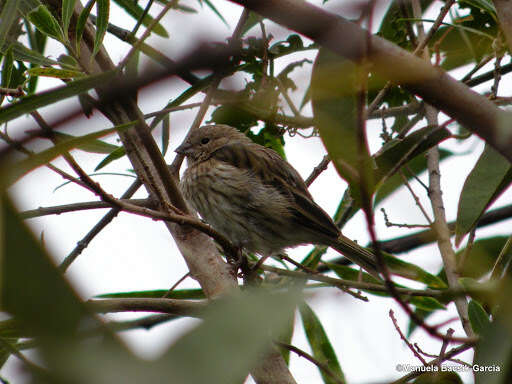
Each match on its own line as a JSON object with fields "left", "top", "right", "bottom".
{"left": 200, "top": 137, "right": 210, "bottom": 145}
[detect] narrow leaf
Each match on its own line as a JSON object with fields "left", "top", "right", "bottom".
{"left": 299, "top": 302, "right": 345, "bottom": 384}
{"left": 0, "top": 69, "right": 116, "bottom": 125}
{"left": 327, "top": 263, "right": 446, "bottom": 311}
{"left": 27, "top": 5, "right": 65, "bottom": 42}
{"left": 112, "top": 0, "right": 169, "bottom": 37}
{"left": 96, "top": 288, "right": 205, "bottom": 299}
{"left": 202, "top": 0, "right": 228, "bottom": 26}
{"left": 456, "top": 145, "right": 512, "bottom": 245}
{"left": 1, "top": 121, "right": 135, "bottom": 187}
{"left": 468, "top": 300, "right": 491, "bottom": 335}
{"left": 161, "top": 114, "right": 170, "bottom": 156}
{"left": 62, "top": 0, "right": 77, "bottom": 37}
{"left": 92, "top": 0, "right": 109, "bottom": 57}
{"left": 75, "top": 0, "right": 95, "bottom": 50}
{"left": 27, "top": 67, "right": 85, "bottom": 79}
{"left": 158, "top": 289, "right": 301, "bottom": 384}
{"left": 311, "top": 48, "right": 374, "bottom": 202}
{"left": 383, "top": 254, "right": 447, "bottom": 288}
{"left": 95, "top": 146, "right": 126, "bottom": 171}
{"left": 0, "top": 41, "right": 61, "bottom": 67}
{"left": 52, "top": 132, "right": 119, "bottom": 154}
{"left": 0, "top": 48, "right": 14, "bottom": 104}
{"left": 0, "top": 0, "right": 20, "bottom": 46}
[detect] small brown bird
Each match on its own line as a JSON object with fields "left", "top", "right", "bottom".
{"left": 176, "top": 124, "right": 379, "bottom": 276}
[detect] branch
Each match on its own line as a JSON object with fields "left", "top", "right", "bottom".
{"left": 390, "top": 342, "right": 475, "bottom": 384}
{"left": 88, "top": 298, "right": 207, "bottom": 317}
{"left": 21, "top": 198, "right": 149, "bottom": 219}
{"left": 229, "top": 0, "right": 512, "bottom": 162}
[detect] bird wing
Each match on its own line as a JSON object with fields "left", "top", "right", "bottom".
{"left": 211, "top": 143, "right": 340, "bottom": 239}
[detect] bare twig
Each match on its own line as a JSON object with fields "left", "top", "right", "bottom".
{"left": 21, "top": 198, "right": 149, "bottom": 219}
{"left": 163, "top": 272, "right": 191, "bottom": 298}
{"left": 59, "top": 179, "right": 142, "bottom": 272}
{"left": 389, "top": 309, "right": 427, "bottom": 365}
{"left": 305, "top": 155, "right": 330, "bottom": 186}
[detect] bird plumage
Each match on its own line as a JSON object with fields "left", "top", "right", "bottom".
{"left": 176, "top": 124, "right": 379, "bottom": 276}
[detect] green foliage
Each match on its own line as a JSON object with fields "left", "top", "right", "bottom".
{"left": 456, "top": 145, "right": 512, "bottom": 245}
{"left": 92, "top": 0, "right": 109, "bottom": 57}
{"left": 300, "top": 302, "right": 345, "bottom": 384}
{"left": 0, "top": 69, "right": 116, "bottom": 125}
{"left": 468, "top": 299, "right": 491, "bottom": 335}
{"left": 113, "top": 0, "right": 169, "bottom": 37}
{"left": 3, "top": 0, "right": 512, "bottom": 382}
{"left": 27, "top": 4, "right": 64, "bottom": 42}
{"left": 311, "top": 48, "right": 374, "bottom": 202}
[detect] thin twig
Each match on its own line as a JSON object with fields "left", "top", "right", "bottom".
{"left": 305, "top": 155, "right": 330, "bottom": 186}
{"left": 275, "top": 342, "right": 345, "bottom": 384}
{"left": 438, "top": 328, "right": 455, "bottom": 368}
{"left": 399, "top": 171, "right": 433, "bottom": 225}
{"left": 59, "top": 179, "right": 142, "bottom": 272}
{"left": 381, "top": 208, "right": 430, "bottom": 229}
{"left": 389, "top": 309, "right": 427, "bottom": 365}
{"left": 21, "top": 198, "right": 149, "bottom": 219}
{"left": 169, "top": 9, "right": 250, "bottom": 177}
{"left": 390, "top": 342, "right": 475, "bottom": 384}
{"left": 163, "top": 272, "right": 191, "bottom": 298}
{"left": 118, "top": 0, "right": 179, "bottom": 70}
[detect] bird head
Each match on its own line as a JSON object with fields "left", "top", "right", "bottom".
{"left": 175, "top": 124, "right": 251, "bottom": 163}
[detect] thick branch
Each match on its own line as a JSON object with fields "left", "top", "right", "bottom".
{"left": 228, "top": 0, "right": 512, "bottom": 162}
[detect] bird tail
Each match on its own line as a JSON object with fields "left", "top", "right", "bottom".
{"left": 328, "top": 235, "right": 381, "bottom": 279}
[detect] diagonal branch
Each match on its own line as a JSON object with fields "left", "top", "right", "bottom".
{"left": 228, "top": 0, "right": 512, "bottom": 162}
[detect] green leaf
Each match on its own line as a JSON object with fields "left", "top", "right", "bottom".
{"left": 95, "top": 145, "right": 126, "bottom": 171}
{"left": 327, "top": 263, "right": 446, "bottom": 311}
{"left": 62, "top": 0, "right": 77, "bottom": 37}
{"left": 27, "top": 67, "right": 85, "bottom": 79}
{"left": 374, "top": 127, "right": 451, "bottom": 184}
{"left": 457, "top": 236, "right": 508, "bottom": 279}
{"left": 150, "top": 74, "right": 214, "bottom": 130}
{"left": 93, "top": 0, "right": 109, "bottom": 57}
{"left": 299, "top": 302, "right": 345, "bottom": 384}
{"left": 241, "top": 11, "right": 262, "bottom": 35}
{"left": 0, "top": 69, "right": 116, "bottom": 125}
{"left": 473, "top": 279, "right": 512, "bottom": 384}
{"left": 0, "top": 40, "right": 61, "bottom": 67}
{"left": 161, "top": 114, "right": 170, "bottom": 156}
{"left": 311, "top": 48, "right": 374, "bottom": 199}
{"left": 460, "top": 0, "right": 496, "bottom": 18}
{"left": 112, "top": 0, "right": 169, "bottom": 37}
{"left": 383, "top": 253, "right": 447, "bottom": 288}
{"left": 27, "top": 5, "right": 65, "bottom": 42}
{"left": 375, "top": 149, "right": 452, "bottom": 205}
{"left": 96, "top": 288, "right": 205, "bottom": 299}
{"left": 0, "top": 48, "right": 14, "bottom": 105}
{"left": 75, "top": 0, "right": 95, "bottom": 51}
{"left": 0, "top": 121, "right": 135, "bottom": 187}
{"left": 0, "top": 196, "right": 152, "bottom": 382}
{"left": 468, "top": 300, "right": 491, "bottom": 335}
{"left": 0, "top": 0, "right": 20, "bottom": 46}
{"left": 456, "top": 145, "right": 512, "bottom": 245}
{"left": 158, "top": 288, "right": 301, "bottom": 384}
{"left": 201, "top": 0, "right": 228, "bottom": 27}
{"left": 51, "top": 132, "right": 119, "bottom": 154}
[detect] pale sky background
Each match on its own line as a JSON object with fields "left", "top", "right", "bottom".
{"left": 3, "top": 0, "right": 512, "bottom": 382}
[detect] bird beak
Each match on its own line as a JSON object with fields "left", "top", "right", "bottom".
{"left": 175, "top": 142, "right": 192, "bottom": 155}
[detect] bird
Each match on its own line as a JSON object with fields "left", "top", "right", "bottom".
{"left": 176, "top": 124, "right": 380, "bottom": 277}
